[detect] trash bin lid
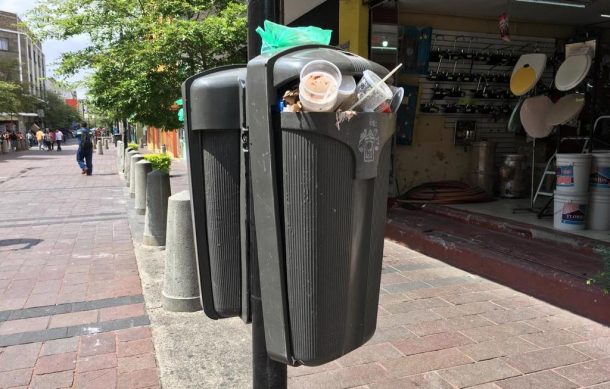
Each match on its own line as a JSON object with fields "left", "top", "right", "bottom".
{"left": 184, "top": 66, "right": 246, "bottom": 130}
{"left": 272, "top": 47, "right": 389, "bottom": 88}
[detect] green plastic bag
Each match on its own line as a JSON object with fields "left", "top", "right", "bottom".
{"left": 256, "top": 20, "right": 332, "bottom": 55}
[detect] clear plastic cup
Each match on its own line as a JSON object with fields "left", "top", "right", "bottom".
{"left": 375, "top": 86, "right": 405, "bottom": 113}
{"left": 334, "top": 75, "right": 357, "bottom": 111}
{"left": 354, "top": 70, "right": 393, "bottom": 112}
{"left": 299, "top": 60, "right": 342, "bottom": 112}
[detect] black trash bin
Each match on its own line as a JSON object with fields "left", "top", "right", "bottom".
{"left": 246, "top": 46, "right": 397, "bottom": 366}
{"left": 182, "top": 65, "right": 248, "bottom": 320}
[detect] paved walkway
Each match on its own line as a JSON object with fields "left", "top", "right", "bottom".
{"left": 1, "top": 143, "right": 610, "bottom": 388}
{"left": 0, "top": 143, "right": 160, "bottom": 388}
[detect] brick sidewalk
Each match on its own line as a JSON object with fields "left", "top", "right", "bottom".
{"left": 163, "top": 157, "right": 610, "bottom": 388}
{"left": 0, "top": 143, "right": 160, "bottom": 388}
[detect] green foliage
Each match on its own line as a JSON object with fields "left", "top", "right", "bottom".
{"left": 44, "top": 91, "right": 82, "bottom": 129}
{"left": 0, "top": 81, "right": 39, "bottom": 115}
{"left": 587, "top": 247, "right": 610, "bottom": 295}
{"left": 27, "top": 0, "right": 247, "bottom": 129}
{"left": 143, "top": 153, "right": 172, "bottom": 173}
{"left": 127, "top": 142, "right": 139, "bottom": 150}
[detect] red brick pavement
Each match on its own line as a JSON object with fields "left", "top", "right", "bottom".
{"left": 0, "top": 143, "right": 160, "bottom": 388}
{"left": 164, "top": 154, "right": 610, "bottom": 388}
{"left": 287, "top": 241, "right": 610, "bottom": 388}
{"left": 162, "top": 152, "right": 610, "bottom": 389}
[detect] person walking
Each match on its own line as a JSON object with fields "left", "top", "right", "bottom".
{"left": 76, "top": 122, "right": 94, "bottom": 175}
{"left": 36, "top": 128, "right": 44, "bottom": 150}
{"left": 9, "top": 131, "right": 17, "bottom": 151}
{"left": 49, "top": 129, "right": 56, "bottom": 151}
{"left": 26, "top": 131, "right": 33, "bottom": 147}
{"left": 55, "top": 129, "right": 63, "bottom": 151}
{"left": 43, "top": 130, "right": 50, "bottom": 151}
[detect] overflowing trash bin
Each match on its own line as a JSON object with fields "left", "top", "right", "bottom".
{"left": 183, "top": 45, "right": 398, "bottom": 367}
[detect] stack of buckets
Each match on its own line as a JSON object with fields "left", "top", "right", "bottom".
{"left": 554, "top": 153, "right": 610, "bottom": 231}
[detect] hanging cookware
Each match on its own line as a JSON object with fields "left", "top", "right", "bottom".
{"left": 555, "top": 46, "right": 593, "bottom": 92}
{"left": 520, "top": 95, "right": 554, "bottom": 138}
{"left": 464, "top": 104, "right": 477, "bottom": 114}
{"left": 445, "top": 60, "right": 459, "bottom": 81}
{"left": 427, "top": 55, "right": 447, "bottom": 81}
{"left": 464, "top": 37, "right": 474, "bottom": 60}
{"left": 546, "top": 94, "right": 586, "bottom": 126}
{"left": 443, "top": 103, "right": 459, "bottom": 113}
{"left": 476, "top": 50, "right": 489, "bottom": 62}
{"left": 510, "top": 53, "right": 547, "bottom": 96}
{"left": 477, "top": 104, "right": 493, "bottom": 114}
{"left": 448, "top": 85, "right": 465, "bottom": 98}
{"left": 431, "top": 84, "right": 447, "bottom": 100}
{"left": 429, "top": 34, "right": 441, "bottom": 63}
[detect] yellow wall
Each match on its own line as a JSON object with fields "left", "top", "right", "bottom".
{"left": 339, "top": 0, "right": 369, "bottom": 57}
{"left": 393, "top": 12, "right": 575, "bottom": 193}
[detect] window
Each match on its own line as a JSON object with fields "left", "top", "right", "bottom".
{"left": 0, "top": 38, "right": 8, "bottom": 51}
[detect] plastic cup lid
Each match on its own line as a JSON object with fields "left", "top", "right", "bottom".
{"left": 555, "top": 55, "right": 592, "bottom": 92}
{"left": 546, "top": 94, "right": 586, "bottom": 126}
{"left": 520, "top": 95, "right": 554, "bottom": 138}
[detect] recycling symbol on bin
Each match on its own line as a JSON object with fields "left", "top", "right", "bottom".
{"left": 358, "top": 122, "right": 380, "bottom": 163}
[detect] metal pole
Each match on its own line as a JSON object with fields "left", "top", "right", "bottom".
{"left": 247, "top": 0, "right": 287, "bottom": 387}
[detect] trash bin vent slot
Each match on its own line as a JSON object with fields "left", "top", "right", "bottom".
{"left": 281, "top": 130, "right": 353, "bottom": 362}
{"left": 202, "top": 131, "right": 242, "bottom": 317}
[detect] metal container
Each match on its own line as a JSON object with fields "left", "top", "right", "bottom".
{"left": 499, "top": 154, "right": 527, "bottom": 198}
{"left": 470, "top": 141, "right": 495, "bottom": 196}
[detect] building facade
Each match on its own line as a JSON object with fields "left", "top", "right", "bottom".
{"left": 0, "top": 11, "right": 46, "bottom": 100}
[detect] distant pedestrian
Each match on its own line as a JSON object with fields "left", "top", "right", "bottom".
{"left": 26, "top": 131, "right": 33, "bottom": 147}
{"left": 49, "top": 129, "right": 56, "bottom": 150}
{"left": 8, "top": 131, "right": 17, "bottom": 151}
{"left": 55, "top": 129, "right": 63, "bottom": 151}
{"left": 43, "top": 130, "right": 50, "bottom": 151}
{"left": 76, "top": 122, "right": 93, "bottom": 175}
{"left": 36, "top": 128, "right": 43, "bottom": 149}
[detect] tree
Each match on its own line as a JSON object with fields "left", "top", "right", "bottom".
{"left": 0, "top": 81, "right": 22, "bottom": 115}
{"left": 28, "top": 0, "right": 247, "bottom": 129}
{"left": 0, "top": 80, "right": 40, "bottom": 115}
{"left": 44, "top": 91, "right": 82, "bottom": 129}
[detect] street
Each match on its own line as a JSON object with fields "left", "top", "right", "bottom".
{"left": 0, "top": 143, "right": 608, "bottom": 388}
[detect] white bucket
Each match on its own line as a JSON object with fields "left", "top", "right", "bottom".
{"left": 554, "top": 192, "right": 589, "bottom": 231}
{"left": 590, "top": 152, "right": 610, "bottom": 191}
{"left": 555, "top": 153, "right": 592, "bottom": 194}
{"left": 588, "top": 192, "right": 610, "bottom": 230}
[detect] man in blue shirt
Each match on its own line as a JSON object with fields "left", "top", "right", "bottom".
{"left": 76, "top": 122, "right": 94, "bottom": 175}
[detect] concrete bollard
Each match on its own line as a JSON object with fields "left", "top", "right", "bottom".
{"left": 104, "top": 139, "right": 109, "bottom": 149}
{"left": 123, "top": 147, "right": 133, "bottom": 173}
{"left": 162, "top": 190, "right": 201, "bottom": 312}
{"left": 116, "top": 141, "right": 124, "bottom": 171}
{"left": 143, "top": 170, "right": 171, "bottom": 246}
{"left": 134, "top": 160, "right": 152, "bottom": 215}
{"left": 96, "top": 140, "right": 104, "bottom": 155}
{"left": 124, "top": 150, "right": 138, "bottom": 186}
{"left": 129, "top": 154, "right": 144, "bottom": 198}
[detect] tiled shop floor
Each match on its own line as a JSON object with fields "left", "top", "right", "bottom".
{"left": 0, "top": 143, "right": 159, "bottom": 388}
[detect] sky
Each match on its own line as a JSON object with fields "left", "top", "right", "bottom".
{"left": 0, "top": 0, "right": 90, "bottom": 98}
